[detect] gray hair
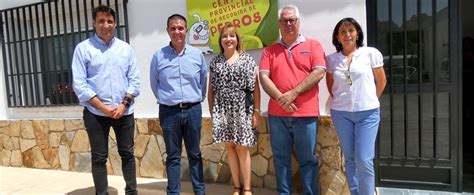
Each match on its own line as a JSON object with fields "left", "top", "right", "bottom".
{"left": 278, "top": 5, "right": 300, "bottom": 19}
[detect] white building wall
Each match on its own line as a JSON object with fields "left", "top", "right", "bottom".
{"left": 0, "top": 0, "right": 367, "bottom": 119}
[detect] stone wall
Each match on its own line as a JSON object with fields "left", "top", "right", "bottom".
{"left": 0, "top": 117, "right": 349, "bottom": 194}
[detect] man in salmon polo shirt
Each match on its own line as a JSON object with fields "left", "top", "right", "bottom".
{"left": 259, "top": 4, "right": 326, "bottom": 195}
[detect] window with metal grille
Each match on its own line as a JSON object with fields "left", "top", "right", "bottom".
{"left": 0, "top": 0, "right": 129, "bottom": 107}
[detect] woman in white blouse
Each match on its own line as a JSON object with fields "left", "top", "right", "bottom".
{"left": 326, "top": 17, "right": 387, "bottom": 195}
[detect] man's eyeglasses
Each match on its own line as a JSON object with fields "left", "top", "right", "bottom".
{"left": 343, "top": 70, "right": 352, "bottom": 86}
{"left": 279, "top": 18, "right": 298, "bottom": 25}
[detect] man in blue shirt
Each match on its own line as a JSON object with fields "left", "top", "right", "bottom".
{"left": 149, "top": 14, "right": 207, "bottom": 195}
{"left": 71, "top": 5, "right": 140, "bottom": 195}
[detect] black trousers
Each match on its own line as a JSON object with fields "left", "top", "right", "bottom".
{"left": 83, "top": 108, "right": 137, "bottom": 195}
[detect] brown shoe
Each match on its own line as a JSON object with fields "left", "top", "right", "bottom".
{"left": 243, "top": 188, "right": 252, "bottom": 195}
{"left": 233, "top": 185, "right": 242, "bottom": 195}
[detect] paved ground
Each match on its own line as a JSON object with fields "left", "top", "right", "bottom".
{"left": 0, "top": 166, "right": 278, "bottom": 195}
{"left": 2, "top": 166, "right": 474, "bottom": 195}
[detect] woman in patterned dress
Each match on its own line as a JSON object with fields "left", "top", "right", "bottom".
{"left": 208, "top": 24, "right": 261, "bottom": 195}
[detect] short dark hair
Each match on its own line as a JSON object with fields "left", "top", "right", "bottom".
{"left": 167, "top": 14, "right": 187, "bottom": 28}
{"left": 332, "top": 17, "right": 364, "bottom": 52}
{"left": 92, "top": 5, "right": 115, "bottom": 21}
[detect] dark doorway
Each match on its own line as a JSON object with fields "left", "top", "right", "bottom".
{"left": 368, "top": 0, "right": 462, "bottom": 192}
{"left": 462, "top": 0, "right": 474, "bottom": 192}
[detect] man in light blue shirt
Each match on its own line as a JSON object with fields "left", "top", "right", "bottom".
{"left": 71, "top": 5, "right": 139, "bottom": 195}
{"left": 149, "top": 14, "right": 207, "bottom": 195}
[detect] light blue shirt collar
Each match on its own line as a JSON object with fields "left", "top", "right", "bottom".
{"left": 92, "top": 34, "right": 116, "bottom": 47}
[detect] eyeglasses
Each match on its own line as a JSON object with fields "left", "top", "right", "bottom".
{"left": 343, "top": 69, "right": 352, "bottom": 86}
{"left": 279, "top": 18, "right": 298, "bottom": 25}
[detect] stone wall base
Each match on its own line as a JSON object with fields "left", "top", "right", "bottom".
{"left": 0, "top": 117, "right": 349, "bottom": 194}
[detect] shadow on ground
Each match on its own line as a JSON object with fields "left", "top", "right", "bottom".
{"left": 67, "top": 186, "right": 118, "bottom": 195}
{"left": 65, "top": 181, "right": 277, "bottom": 195}
{"left": 137, "top": 181, "right": 233, "bottom": 195}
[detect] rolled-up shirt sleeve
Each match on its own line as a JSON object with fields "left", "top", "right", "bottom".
{"left": 126, "top": 49, "right": 140, "bottom": 97}
{"left": 149, "top": 53, "right": 159, "bottom": 101}
{"left": 199, "top": 52, "right": 208, "bottom": 101}
{"left": 71, "top": 46, "right": 96, "bottom": 103}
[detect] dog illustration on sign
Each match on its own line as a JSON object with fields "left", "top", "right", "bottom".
{"left": 188, "top": 13, "right": 213, "bottom": 54}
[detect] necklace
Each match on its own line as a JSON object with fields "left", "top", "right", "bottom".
{"left": 344, "top": 54, "right": 353, "bottom": 86}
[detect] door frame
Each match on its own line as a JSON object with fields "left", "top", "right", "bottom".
{"left": 366, "top": 0, "right": 463, "bottom": 192}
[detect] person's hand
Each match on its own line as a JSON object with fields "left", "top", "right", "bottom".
{"left": 112, "top": 104, "right": 126, "bottom": 119}
{"left": 101, "top": 105, "right": 117, "bottom": 117}
{"left": 277, "top": 90, "right": 297, "bottom": 107}
{"left": 252, "top": 112, "right": 260, "bottom": 128}
{"left": 282, "top": 103, "right": 298, "bottom": 113}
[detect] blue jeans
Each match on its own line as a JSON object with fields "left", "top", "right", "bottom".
{"left": 330, "top": 108, "right": 380, "bottom": 195}
{"left": 83, "top": 108, "right": 137, "bottom": 195}
{"left": 268, "top": 115, "right": 319, "bottom": 195}
{"left": 159, "top": 103, "right": 205, "bottom": 195}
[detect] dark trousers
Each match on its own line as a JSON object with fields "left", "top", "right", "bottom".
{"left": 83, "top": 108, "right": 137, "bottom": 195}
{"left": 159, "top": 103, "right": 205, "bottom": 195}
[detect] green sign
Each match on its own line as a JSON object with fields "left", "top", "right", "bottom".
{"left": 186, "top": 0, "right": 278, "bottom": 54}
